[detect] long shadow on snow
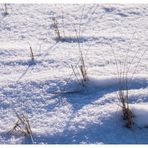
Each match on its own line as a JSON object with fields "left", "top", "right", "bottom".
{"left": 23, "top": 109, "right": 148, "bottom": 144}
{"left": 1, "top": 110, "right": 148, "bottom": 144}
{"left": 49, "top": 77, "right": 148, "bottom": 112}
{"left": 53, "top": 35, "right": 126, "bottom": 44}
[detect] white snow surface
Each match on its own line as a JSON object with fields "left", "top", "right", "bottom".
{"left": 0, "top": 4, "right": 148, "bottom": 144}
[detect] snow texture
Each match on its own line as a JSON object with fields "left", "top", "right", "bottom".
{"left": 0, "top": 4, "right": 148, "bottom": 144}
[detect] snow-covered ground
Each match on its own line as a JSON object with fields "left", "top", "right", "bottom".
{"left": 0, "top": 4, "right": 148, "bottom": 144}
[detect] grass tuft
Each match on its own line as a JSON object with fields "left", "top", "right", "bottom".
{"left": 52, "top": 17, "right": 61, "bottom": 41}
{"left": 2, "top": 4, "right": 9, "bottom": 16}
{"left": 71, "top": 50, "right": 88, "bottom": 87}
{"left": 9, "top": 111, "right": 34, "bottom": 143}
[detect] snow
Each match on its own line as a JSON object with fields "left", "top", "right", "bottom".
{"left": 131, "top": 104, "right": 148, "bottom": 128}
{"left": 0, "top": 4, "right": 148, "bottom": 144}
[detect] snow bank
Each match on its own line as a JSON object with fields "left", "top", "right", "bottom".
{"left": 85, "top": 75, "right": 148, "bottom": 90}
{"left": 131, "top": 104, "right": 148, "bottom": 128}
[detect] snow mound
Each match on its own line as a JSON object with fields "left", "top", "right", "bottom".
{"left": 131, "top": 104, "right": 148, "bottom": 128}
{"left": 85, "top": 75, "right": 148, "bottom": 90}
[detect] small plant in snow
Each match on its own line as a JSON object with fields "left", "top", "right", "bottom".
{"left": 28, "top": 44, "right": 35, "bottom": 64}
{"left": 9, "top": 111, "right": 34, "bottom": 143}
{"left": 111, "top": 47, "right": 134, "bottom": 128}
{"left": 1, "top": 4, "right": 9, "bottom": 16}
{"left": 110, "top": 37, "right": 147, "bottom": 128}
{"left": 117, "top": 80, "right": 134, "bottom": 128}
{"left": 52, "top": 17, "right": 61, "bottom": 40}
{"left": 71, "top": 50, "right": 88, "bottom": 87}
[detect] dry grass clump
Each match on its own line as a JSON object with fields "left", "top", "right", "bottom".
{"left": 1, "top": 4, "right": 9, "bottom": 16}
{"left": 52, "top": 17, "right": 61, "bottom": 40}
{"left": 110, "top": 38, "right": 147, "bottom": 128}
{"left": 117, "top": 82, "right": 134, "bottom": 128}
{"left": 71, "top": 50, "right": 88, "bottom": 87}
{"left": 9, "top": 111, "right": 34, "bottom": 143}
